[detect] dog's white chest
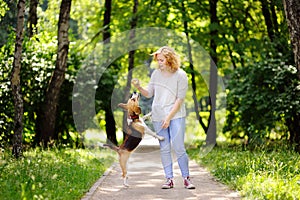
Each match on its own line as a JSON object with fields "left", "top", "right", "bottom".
{"left": 127, "top": 118, "right": 133, "bottom": 126}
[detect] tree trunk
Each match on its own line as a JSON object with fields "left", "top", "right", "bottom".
{"left": 125, "top": 0, "right": 138, "bottom": 100}
{"left": 282, "top": 0, "right": 300, "bottom": 150}
{"left": 28, "top": 0, "right": 38, "bottom": 38}
{"left": 260, "top": 0, "right": 275, "bottom": 42}
{"left": 223, "top": 33, "right": 237, "bottom": 69}
{"left": 270, "top": 0, "right": 279, "bottom": 35}
{"left": 11, "top": 0, "right": 25, "bottom": 158}
{"left": 122, "top": 0, "right": 138, "bottom": 140}
{"left": 286, "top": 116, "right": 300, "bottom": 150}
{"left": 282, "top": 0, "right": 300, "bottom": 79}
{"left": 104, "top": 108, "right": 117, "bottom": 145}
{"left": 206, "top": 0, "right": 218, "bottom": 146}
{"left": 102, "top": 0, "right": 118, "bottom": 145}
{"left": 38, "top": 0, "right": 71, "bottom": 145}
{"left": 103, "top": 0, "right": 112, "bottom": 45}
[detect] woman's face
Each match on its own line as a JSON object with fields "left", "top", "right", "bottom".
{"left": 156, "top": 53, "right": 167, "bottom": 71}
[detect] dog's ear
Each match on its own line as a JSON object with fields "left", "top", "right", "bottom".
{"left": 134, "top": 106, "right": 142, "bottom": 115}
{"left": 118, "top": 103, "right": 128, "bottom": 110}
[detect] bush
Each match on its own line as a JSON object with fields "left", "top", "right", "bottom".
{"left": 224, "top": 57, "right": 300, "bottom": 144}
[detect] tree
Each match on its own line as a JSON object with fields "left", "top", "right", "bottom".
{"left": 102, "top": 0, "right": 118, "bottom": 145}
{"left": 206, "top": 0, "right": 219, "bottom": 146}
{"left": 121, "top": 0, "right": 139, "bottom": 140}
{"left": 1, "top": 0, "right": 296, "bottom": 148}
{"left": 282, "top": 0, "right": 300, "bottom": 149}
{"left": 283, "top": 0, "right": 300, "bottom": 79}
{"left": 38, "top": 0, "right": 72, "bottom": 145}
{"left": 28, "top": 0, "right": 38, "bottom": 38}
{"left": 10, "top": 0, "right": 25, "bottom": 158}
{"left": 260, "top": 0, "right": 277, "bottom": 42}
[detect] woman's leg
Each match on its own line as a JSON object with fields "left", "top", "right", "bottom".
{"left": 169, "top": 118, "right": 190, "bottom": 178}
{"left": 153, "top": 121, "right": 173, "bottom": 179}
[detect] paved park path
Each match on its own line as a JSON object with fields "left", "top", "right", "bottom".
{"left": 81, "top": 136, "right": 241, "bottom": 200}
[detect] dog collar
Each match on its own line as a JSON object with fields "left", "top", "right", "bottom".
{"left": 130, "top": 114, "right": 139, "bottom": 120}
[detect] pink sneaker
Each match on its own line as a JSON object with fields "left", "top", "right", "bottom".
{"left": 184, "top": 177, "right": 195, "bottom": 189}
{"left": 161, "top": 178, "right": 174, "bottom": 189}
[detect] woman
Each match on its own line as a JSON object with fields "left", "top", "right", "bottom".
{"left": 131, "top": 46, "right": 195, "bottom": 189}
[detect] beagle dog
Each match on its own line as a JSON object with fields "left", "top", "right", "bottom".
{"left": 104, "top": 92, "right": 164, "bottom": 187}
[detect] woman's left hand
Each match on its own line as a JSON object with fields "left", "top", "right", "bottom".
{"left": 162, "top": 118, "right": 170, "bottom": 129}
{"left": 131, "top": 78, "right": 140, "bottom": 88}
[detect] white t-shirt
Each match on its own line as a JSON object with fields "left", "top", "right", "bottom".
{"left": 146, "top": 68, "right": 188, "bottom": 122}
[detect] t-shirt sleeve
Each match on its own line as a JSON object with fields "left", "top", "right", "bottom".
{"left": 177, "top": 70, "right": 188, "bottom": 100}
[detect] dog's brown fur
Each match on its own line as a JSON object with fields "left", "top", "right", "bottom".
{"left": 104, "top": 92, "right": 163, "bottom": 186}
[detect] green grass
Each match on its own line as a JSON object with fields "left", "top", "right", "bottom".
{"left": 0, "top": 147, "right": 116, "bottom": 200}
{"left": 188, "top": 142, "right": 300, "bottom": 199}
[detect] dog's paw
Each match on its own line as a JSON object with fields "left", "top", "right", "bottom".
{"left": 123, "top": 177, "right": 129, "bottom": 187}
{"left": 142, "top": 112, "right": 152, "bottom": 121}
{"left": 97, "top": 142, "right": 105, "bottom": 148}
{"left": 123, "top": 183, "right": 129, "bottom": 188}
{"left": 157, "top": 136, "right": 165, "bottom": 141}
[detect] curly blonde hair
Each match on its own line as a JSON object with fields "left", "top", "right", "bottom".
{"left": 151, "top": 46, "right": 181, "bottom": 73}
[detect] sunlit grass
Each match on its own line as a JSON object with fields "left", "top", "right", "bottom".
{"left": 0, "top": 147, "right": 116, "bottom": 200}
{"left": 188, "top": 142, "right": 300, "bottom": 199}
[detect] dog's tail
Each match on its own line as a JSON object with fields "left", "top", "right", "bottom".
{"left": 101, "top": 142, "right": 119, "bottom": 152}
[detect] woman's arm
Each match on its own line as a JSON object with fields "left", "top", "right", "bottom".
{"left": 137, "top": 85, "right": 149, "bottom": 97}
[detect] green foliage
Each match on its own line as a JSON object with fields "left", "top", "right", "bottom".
{"left": 0, "top": 0, "right": 295, "bottom": 148}
{"left": 21, "top": 35, "right": 57, "bottom": 142}
{"left": 0, "top": 147, "right": 115, "bottom": 200}
{"left": 0, "top": 31, "right": 84, "bottom": 146}
{"left": 224, "top": 56, "right": 300, "bottom": 143}
{"left": 0, "top": 33, "right": 56, "bottom": 146}
{"left": 0, "top": 32, "right": 17, "bottom": 146}
{"left": 0, "top": 1, "right": 16, "bottom": 47}
{"left": 0, "top": 0, "right": 9, "bottom": 21}
{"left": 188, "top": 143, "right": 300, "bottom": 199}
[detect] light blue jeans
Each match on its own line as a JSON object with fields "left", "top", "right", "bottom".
{"left": 153, "top": 117, "right": 190, "bottom": 179}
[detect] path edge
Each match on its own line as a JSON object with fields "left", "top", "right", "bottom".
{"left": 81, "top": 162, "right": 117, "bottom": 200}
